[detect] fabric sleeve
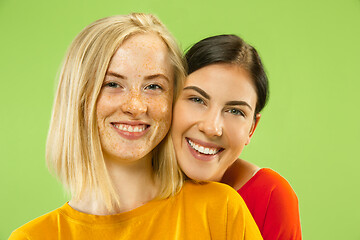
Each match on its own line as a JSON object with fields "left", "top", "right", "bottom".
{"left": 226, "top": 190, "right": 263, "bottom": 240}
{"left": 8, "top": 229, "right": 30, "bottom": 240}
{"left": 261, "top": 180, "right": 302, "bottom": 240}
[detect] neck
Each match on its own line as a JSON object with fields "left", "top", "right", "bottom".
{"left": 221, "top": 158, "right": 260, "bottom": 191}
{"left": 69, "top": 154, "right": 158, "bottom": 215}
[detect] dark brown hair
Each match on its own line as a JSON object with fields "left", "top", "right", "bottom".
{"left": 185, "top": 34, "right": 269, "bottom": 115}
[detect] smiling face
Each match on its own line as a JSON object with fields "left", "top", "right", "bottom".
{"left": 171, "top": 63, "right": 259, "bottom": 181}
{"left": 96, "top": 33, "right": 174, "bottom": 163}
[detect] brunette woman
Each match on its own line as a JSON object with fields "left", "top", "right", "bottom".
{"left": 172, "top": 34, "right": 301, "bottom": 240}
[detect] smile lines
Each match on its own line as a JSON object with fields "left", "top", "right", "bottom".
{"left": 187, "top": 138, "right": 222, "bottom": 155}
{"left": 112, "top": 123, "right": 149, "bottom": 133}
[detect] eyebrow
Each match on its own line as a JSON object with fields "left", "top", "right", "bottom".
{"left": 183, "top": 86, "right": 210, "bottom": 100}
{"left": 225, "top": 101, "right": 253, "bottom": 111}
{"left": 183, "top": 86, "right": 253, "bottom": 110}
{"left": 106, "top": 71, "right": 126, "bottom": 79}
{"left": 106, "top": 72, "right": 169, "bottom": 82}
{"left": 144, "top": 74, "right": 170, "bottom": 83}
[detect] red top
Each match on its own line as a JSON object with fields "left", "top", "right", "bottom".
{"left": 238, "top": 168, "right": 302, "bottom": 240}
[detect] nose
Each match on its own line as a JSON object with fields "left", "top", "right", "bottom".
{"left": 197, "top": 110, "right": 223, "bottom": 137}
{"left": 121, "top": 90, "right": 147, "bottom": 117}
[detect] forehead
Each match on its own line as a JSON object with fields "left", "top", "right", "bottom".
{"left": 108, "top": 33, "right": 171, "bottom": 74}
{"left": 122, "top": 33, "right": 168, "bottom": 53}
{"left": 185, "top": 64, "right": 257, "bottom": 103}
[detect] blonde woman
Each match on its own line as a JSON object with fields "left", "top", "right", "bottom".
{"left": 9, "top": 14, "right": 262, "bottom": 239}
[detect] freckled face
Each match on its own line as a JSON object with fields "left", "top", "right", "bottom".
{"left": 96, "top": 33, "right": 174, "bottom": 163}
{"left": 172, "top": 64, "right": 258, "bottom": 181}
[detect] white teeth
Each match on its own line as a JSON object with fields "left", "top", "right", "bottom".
{"left": 199, "top": 146, "right": 204, "bottom": 153}
{"left": 114, "top": 124, "right": 147, "bottom": 133}
{"left": 187, "top": 139, "right": 220, "bottom": 155}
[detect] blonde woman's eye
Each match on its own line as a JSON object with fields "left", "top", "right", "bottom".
{"left": 104, "top": 82, "right": 120, "bottom": 88}
{"left": 145, "top": 84, "right": 162, "bottom": 90}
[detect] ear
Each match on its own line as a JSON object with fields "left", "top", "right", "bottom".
{"left": 245, "top": 113, "right": 261, "bottom": 145}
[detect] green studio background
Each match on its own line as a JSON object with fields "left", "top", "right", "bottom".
{"left": 1, "top": 0, "right": 359, "bottom": 239}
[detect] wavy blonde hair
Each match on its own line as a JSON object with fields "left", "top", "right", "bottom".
{"left": 46, "top": 13, "right": 185, "bottom": 211}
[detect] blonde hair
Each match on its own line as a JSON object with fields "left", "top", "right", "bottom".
{"left": 46, "top": 13, "right": 185, "bottom": 211}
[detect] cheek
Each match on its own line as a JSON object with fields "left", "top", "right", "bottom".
{"left": 148, "top": 96, "right": 173, "bottom": 125}
{"left": 96, "top": 93, "right": 120, "bottom": 121}
{"left": 172, "top": 101, "right": 193, "bottom": 134}
{"left": 225, "top": 121, "right": 252, "bottom": 147}
{"left": 96, "top": 94, "right": 110, "bottom": 120}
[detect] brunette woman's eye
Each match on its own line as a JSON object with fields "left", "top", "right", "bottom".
{"left": 189, "top": 97, "right": 204, "bottom": 104}
{"left": 226, "top": 108, "right": 245, "bottom": 116}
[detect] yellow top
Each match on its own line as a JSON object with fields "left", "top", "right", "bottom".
{"left": 9, "top": 181, "right": 262, "bottom": 240}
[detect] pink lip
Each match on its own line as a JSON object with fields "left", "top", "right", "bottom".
{"left": 111, "top": 122, "right": 150, "bottom": 140}
{"left": 113, "top": 120, "right": 149, "bottom": 126}
{"left": 185, "top": 137, "right": 224, "bottom": 162}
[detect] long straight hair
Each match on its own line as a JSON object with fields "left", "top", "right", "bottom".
{"left": 46, "top": 13, "right": 185, "bottom": 211}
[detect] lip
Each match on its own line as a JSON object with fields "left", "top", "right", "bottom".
{"left": 111, "top": 121, "right": 150, "bottom": 140}
{"left": 185, "top": 137, "right": 224, "bottom": 162}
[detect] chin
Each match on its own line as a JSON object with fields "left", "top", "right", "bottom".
{"left": 184, "top": 170, "right": 212, "bottom": 182}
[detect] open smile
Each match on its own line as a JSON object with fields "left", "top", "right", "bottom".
{"left": 112, "top": 122, "right": 150, "bottom": 140}
{"left": 186, "top": 137, "right": 224, "bottom": 161}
